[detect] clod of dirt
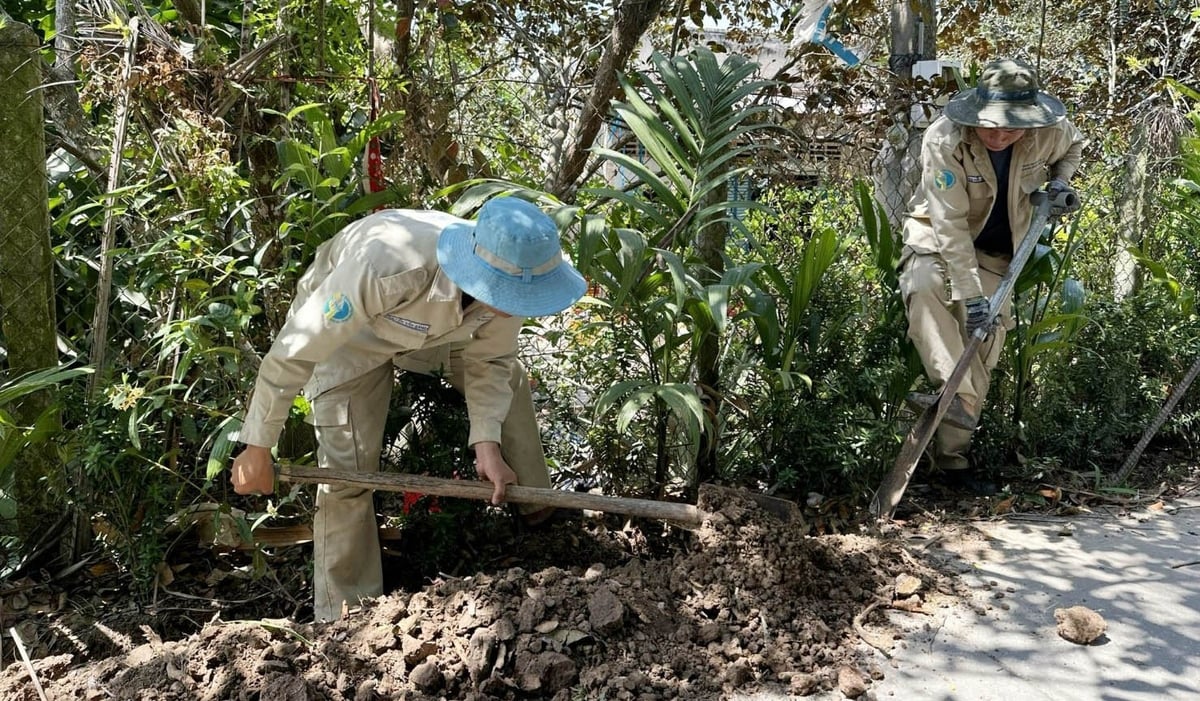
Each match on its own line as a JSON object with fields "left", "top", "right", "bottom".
{"left": 1055, "top": 606, "right": 1107, "bottom": 644}
{"left": 790, "top": 671, "right": 821, "bottom": 695}
{"left": 588, "top": 584, "right": 625, "bottom": 634}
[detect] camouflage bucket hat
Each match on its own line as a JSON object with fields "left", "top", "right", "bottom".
{"left": 943, "top": 58, "right": 1066, "bottom": 129}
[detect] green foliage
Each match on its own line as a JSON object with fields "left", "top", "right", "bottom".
{"left": 745, "top": 204, "right": 848, "bottom": 389}
{"left": 979, "top": 103, "right": 1200, "bottom": 478}
{"left": 271, "top": 104, "right": 408, "bottom": 252}
{"left": 1010, "top": 293, "right": 1200, "bottom": 472}
{"left": 1007, "top": 214, "right": 1091, "bottom": 428}
{"left": 8, "top": 0, "right": 1200, "bottom": 596}
{"left": 721, "top": 184, "right": 916, "bottom": 496}
{"left": 0, "top": 366, "right": 93, "bottom": 487}
{"left": 577, "top": 46, "right": 780, "bottom": 492}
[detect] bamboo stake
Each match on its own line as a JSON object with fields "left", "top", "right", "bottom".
{"left": 87, "top": 16, "right": 139, "bottom": 398}
{"left": 10, "top": 627, "right": 49, "bottom": 701}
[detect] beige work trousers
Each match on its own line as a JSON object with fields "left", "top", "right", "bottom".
{"left": 899, "top": 248, "right": 1013, "bottom": 471}
{"left": 308, "top": 349, "right": 551, "bottom": 621}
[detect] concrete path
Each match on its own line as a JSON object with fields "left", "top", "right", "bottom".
{"left": 872, "top": 498, "right": 1200, "bottom": 700}
{"left": 743, "top": 497, "right": 1200, "bottom": 700}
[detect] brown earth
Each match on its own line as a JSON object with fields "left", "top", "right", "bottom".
{"left": 0, "top": 487, "right": 969, "bottom": 700}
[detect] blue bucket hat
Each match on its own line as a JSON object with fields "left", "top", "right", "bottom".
{"left": 437, "top": 197, "right": 586, "bottom": 317}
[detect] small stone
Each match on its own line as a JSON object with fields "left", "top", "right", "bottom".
{"left": 401, "top": 636, "right": 438, "bottom": 666}
{"left": 725, "top": 659, "right": 754, "bottom": 687}
{"left": 1055, "top": 606, "right": 1107, "bottom": 644}
{"left": 355, "top": 678, "right": 378, "bottom": 700}
{"left": 492, "top": 617, "right": 516, "bottom": 641}
{"left": 837, "top": 666, "right": 868, "bottom": 699}
{"left": 464, "top": 628, "right": 498, "bottom": 683}
{"left": 516, "top": 650, "right": 577, "bottom": 692}
{"left": 894, "top": 573, "right": 924, "bottom": 598}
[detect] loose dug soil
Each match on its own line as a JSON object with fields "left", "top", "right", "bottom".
{"left": 0, "top": 488, "right": 963, "bottom": 700}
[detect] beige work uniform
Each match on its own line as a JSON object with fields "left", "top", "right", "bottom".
{"left": 240, "top": 209, "right": 551, "bottom": 621}
{"left": 899, "top": 116, "right": 1085, "bottom": 470}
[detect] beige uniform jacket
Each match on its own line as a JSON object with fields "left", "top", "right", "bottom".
{"left": 903, "top": 115, "right": 1086, "bottom": 300}
{"left": 239, "top": 209, "right": 523, "bottom": 450}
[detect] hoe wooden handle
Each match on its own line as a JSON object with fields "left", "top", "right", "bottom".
{"left": 276, "top": 464, "right": 705, "bottom": 524}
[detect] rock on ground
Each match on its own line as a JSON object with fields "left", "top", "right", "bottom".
{"left": 1055, "top": 605, "right": 1107, "bottom": 645}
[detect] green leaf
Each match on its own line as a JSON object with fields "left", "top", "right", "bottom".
{"left": 0, "top": 366, "right": 93, "bottom": 407}
{"left": 595, "top": 379, "right": 651, "bottom": 420}
{"left": 206, "top": 416, "right": 244, "bottom": 481}
{"left": 704, "top": 284, "right": 730, "bottom": 335}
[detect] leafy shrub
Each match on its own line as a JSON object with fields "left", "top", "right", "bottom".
{"left": 986, "top": 292, "right": 1200, "bottom": 475}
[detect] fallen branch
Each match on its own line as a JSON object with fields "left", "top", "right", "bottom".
{"left": 1170, "top": 560, "right": 1200, "bottom": 570}
{"left": 9, "top": 627, "right": 49, "bottom": 701}
{"left": 852, "top": 598, "right": 892, "bottom": 659}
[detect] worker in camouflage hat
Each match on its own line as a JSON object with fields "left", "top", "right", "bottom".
{"left": 899, "top": 58, "right": 1086, "bottom": 495}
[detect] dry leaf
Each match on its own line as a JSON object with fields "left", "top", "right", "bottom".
{"left": 155, "top": 561, "right": 175, "bottom": 587}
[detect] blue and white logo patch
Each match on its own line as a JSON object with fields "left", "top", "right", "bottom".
{"left": 934, "top": 169, "right": 957, "bottom": 190}
{"left": 323, "top": 293, "right": 354, "bottom": 324}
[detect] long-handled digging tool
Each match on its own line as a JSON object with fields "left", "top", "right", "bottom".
{"left": 869, "top": 188, "right": 1078, "bottom": 519}
{"left": 276, "top": 464, "right": 801, "bottom": 525}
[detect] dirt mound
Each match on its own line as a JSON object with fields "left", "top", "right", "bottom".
{"left": 0, "top": 490, "right": 955, "bottom": 699}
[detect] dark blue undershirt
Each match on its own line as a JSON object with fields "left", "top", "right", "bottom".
{"left": 973, "top": 146, "right": 1013, "bottom": 257}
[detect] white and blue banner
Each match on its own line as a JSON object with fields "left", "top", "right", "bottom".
{"left": 791, "top": 0, "right": 871, "bottom": 67}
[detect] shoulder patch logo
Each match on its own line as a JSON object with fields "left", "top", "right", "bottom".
{"left": 323, "top": 293, "right": 354, "bottom": 324}
{"left": 934, "top": 170, "right": 957, "bottom": 190}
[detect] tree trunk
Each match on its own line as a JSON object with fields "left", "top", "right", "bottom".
{"left": 0, "top": 11, "right": 63, "bottom": 543}
{"left": 38, "top": 0, "right": 101, "bottom": 176}
{"left": 544, "top": 0, "right": 665, "bottom": 202}
{"left": 873, "top": 0, "right": 936, "bottom": 229}
{"left": 692, "top": 175, "right": 729, "bottom": 491}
